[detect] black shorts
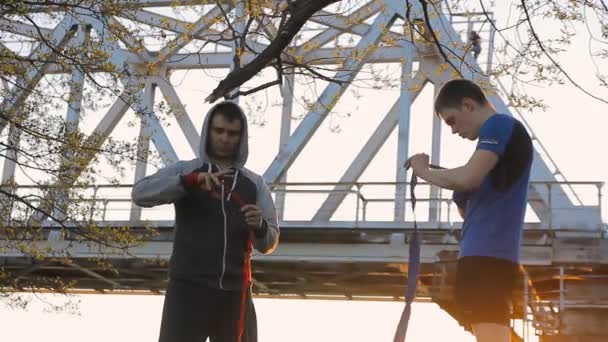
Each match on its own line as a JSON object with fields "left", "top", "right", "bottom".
{"left": 453, "top": 256, "right": 519, "bottom": 327}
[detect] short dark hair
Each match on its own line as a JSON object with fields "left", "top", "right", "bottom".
{"left": 434, "top": 79, "right": 488, "bottom": 115}
{"left": 209, "top": 102, "right": 244, "bottom": 127}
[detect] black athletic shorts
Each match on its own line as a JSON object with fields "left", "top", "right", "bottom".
{"left": 453, "top": 256, "right": 519, "bottom": 327}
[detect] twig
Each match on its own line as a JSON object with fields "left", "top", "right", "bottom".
{"left": 520, "top": 0, "right": 608, "bottom": 105}
{"left": 205, "top": 0, "right": 340, "bottom": 103}
{"left": 226, "top": 79, "right": 281, "bottom": 99}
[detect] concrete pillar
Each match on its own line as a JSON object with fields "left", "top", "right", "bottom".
{"left": 540, "top": 309, "right": 608, "bottom": 342}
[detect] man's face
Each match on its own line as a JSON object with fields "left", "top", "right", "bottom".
{"left": 438, "top": 98, "right": 479, "bottom": 141}
{"left": 207, "top": 113, "right": 242, "bottom": 161}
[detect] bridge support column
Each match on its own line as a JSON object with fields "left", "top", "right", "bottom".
{"left": 549, "top": 308, "right": 608, "bottom": 340}
{"left": 540, "top": 280, "right": 608, "bottom": 342}
{"left": 540, "top": 308, "right": 608, "bottom": 341}
{"left": 429, "top": 83, "right": 443, "bottom": 222}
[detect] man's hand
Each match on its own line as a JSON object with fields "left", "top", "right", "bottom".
{"left": 241, "top": 204, "right": 263, "bottom": 228}
{"left": 407, "top": 153, "right": 430, "bottom": 175}
{"left": 196, "top": 169, "right": 234, "bottom": 192}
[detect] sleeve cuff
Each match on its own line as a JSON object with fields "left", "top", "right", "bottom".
{"left": 181, "top": 172, "right": 200, "bottom": 189}
{"left": 476, "top": 144, "right": 503, "bottom": 157}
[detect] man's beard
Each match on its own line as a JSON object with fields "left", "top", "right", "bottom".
{"left": 209, "top": 147, "right": 236, "bottom": 160}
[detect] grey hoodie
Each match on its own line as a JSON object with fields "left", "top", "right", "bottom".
{"left": 131, "top": 101, "right": 279, "bottom": 291}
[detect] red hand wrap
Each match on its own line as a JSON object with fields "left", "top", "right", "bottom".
{"left": 183, "top": 172, "right": 200, "bottom": 188}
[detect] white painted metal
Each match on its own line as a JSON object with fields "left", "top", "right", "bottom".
{"left": 313, "top": 73, "right": 427, "bottom": 221}
{"left": 0, "top": 15, "right": 79, "bottom": 221}
{"left": 229, "top": 2, "right": 246, "bottom": 101}
{"left": 394, "top": 46, "right": 416, "bottom": 221}
{"left": 80, "top": 14, "right": 146, "bottom": 65}
{"left": 0, "top": 18, "right": 53, "bottom": 39}
{"left": 263, "top": 9, "right": 399, "bottom": 183}
{"left": 130, "top": 80, "right": 156, "bottom": 221}
{"left": 65, "top": 25, "right": 90, "bottom": 129}
{"left": 276, "top": 73, "right": 295, "bottom": 220}
{"left": 155, "top": 77, "right": 200, "bottom": 156}
{"left": 0, "top": 15, "right": 78, "bottom": 136}
{"left": 125, "top": 9, "right": 234, "bottom": 49}
{"left": 135, "top": 86, "right": 179, "bottom": 166}
{"left": 1, "top": 123, "right": 19, "bottom": 184}
{"left": 156, "top": 5, "right": 231, "bottom": 64}
{"left": 429, "top": 82, "right": 443, "bottom": 222}
{"left": 0, "top": 3, "right": 605, "bottom": 335}
{"left": 296, "top": 1, "right": 384, "bottom": 56}
{"left": 0, "top": 0, "right": 600, "bottom": 244}
{"left": 4, "top": 236, "right": 607, "bottom": 267}
{"left": 54, "top": 24, "right": 92, "bottom": 221}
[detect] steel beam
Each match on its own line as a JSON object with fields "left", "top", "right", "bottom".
{"left": 0, "top": 15, "right": 78, "bottom": 193}
{"left": 304, "top": 46, "right": 406, "bottom": 64}
{"left": 166, "top": 52, "right": 236, "bottom": 69}
{"left": 429, "top": 82, "right": 443, "bottom": 222}
{"left": 155, "top": 77, "right": 200, "bottom": 156}
{"left": 156, "top": 4, "right": 231, "bottom": 64}
{"left": 27, "top": 83, "right": 136, "bottom": 224}
{"left": 296, "top": 1, "right": 383, "bottom": 55}
{"left": 68, "top": 262, "right": 123, "bottom": 288}
{"left": 64, "top": 25, "right": 90, "bottom": 129}
{"left": 276, "top": 73, "right": 295, "bottom": 220}
{"left": 78, "top": 14, "right": 145, "bottom": 66}
{"left": 116, "top": 0, "right": 225, "bottom": 7}
{"left": 1, "top": 123, "right": 20, "bottom": 185}
{"left": 264, "top": 10, "right": 399, "bottom": 183}
{"left": 313, "top": 72, "right": 426, "bottom": 221}
{"left": 229, "top": 2, "right": 247, "bottom": 100}
{"left": 163, "top": 46, "right": 408, "bottom": 70}
{"left": 394, "top": 45, "right": 416, "bottom": 221}
{"left": 54, "top": 24, "right": 92, "bottom": 220}
{"left": 0, "top": 17, "right": 52, "bottom": 40}
{"left": 0, "top": 238, "right": 557, "bottom": 266}
{"left": 0, "top": 15, "right": 78, "bottom": 136}
{"left": 135, "top": 88, "right": 178, "bottom": 166}
{"left": 125, "top": 8, "right": 268, "bottom": 53}
{"left": 131, "top": 80, "right": 156, "bottom": 221}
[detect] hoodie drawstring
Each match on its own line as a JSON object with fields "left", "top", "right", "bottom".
{"left": 227, "top": 169, "right": 239, "bottom": 201}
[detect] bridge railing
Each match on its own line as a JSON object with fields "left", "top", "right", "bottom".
{"left": 3, "top": 181, "right": 604, "bottom": 232}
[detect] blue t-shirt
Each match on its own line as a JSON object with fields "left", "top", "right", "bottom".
{"left": 454, "top": 114, "right": 533, "bottom": 263}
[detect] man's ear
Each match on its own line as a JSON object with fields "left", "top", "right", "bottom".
{"left": 461, "top": 97, "right": 477, "bottom": 112}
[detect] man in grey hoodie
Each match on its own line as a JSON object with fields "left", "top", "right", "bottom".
{"left": 131, "top": 101, "right": 280, "bottom": 342}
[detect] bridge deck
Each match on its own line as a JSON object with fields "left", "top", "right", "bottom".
{"left": 1, "top": 181, "right": 606, "bottom": 335}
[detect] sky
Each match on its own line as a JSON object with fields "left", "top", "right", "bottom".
{"left": 1, "top": 1, "right": 607, "bottom": 341}
{"left": 0, "top": 294, "right": 480, "bottom": 342}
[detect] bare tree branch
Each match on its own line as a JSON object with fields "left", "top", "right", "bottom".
{"left": 226, "top": 79, "right": 281, "bottom": 99}
{"left": 520, "top": 0, "right": 608, "bottom": 105}
{"left": 205, "top": 0, "right": 340, "bottom": 103}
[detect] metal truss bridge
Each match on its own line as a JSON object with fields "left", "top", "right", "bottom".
{"left": 1, "top": 1, "right": 607, "bottom": 341}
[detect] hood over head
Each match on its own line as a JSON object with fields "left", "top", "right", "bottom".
{"left": 199, "top": 100, "right": 249, "bottom": 169}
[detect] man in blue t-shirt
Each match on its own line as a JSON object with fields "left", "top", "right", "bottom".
{"left": 408, "top": 79, "right": 533, "bottom": 342}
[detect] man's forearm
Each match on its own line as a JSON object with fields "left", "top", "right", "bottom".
{"left": 416, "top": 166, "right": 475, "bottom": 192}
{"left": 131, "top": 161, "right": 189, "bottom": 207}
